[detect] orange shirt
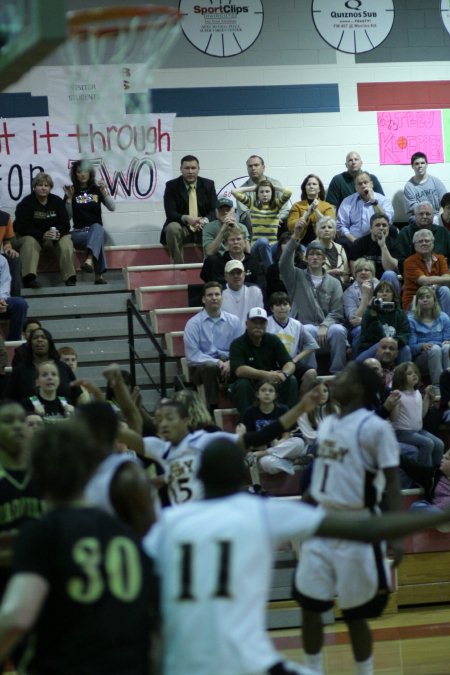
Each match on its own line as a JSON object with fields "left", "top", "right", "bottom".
{"left": 0, "top": 210, "right": 14, "bottom": 245}
{"left": 402, "top": 252, "right": 449, "bottom": 309}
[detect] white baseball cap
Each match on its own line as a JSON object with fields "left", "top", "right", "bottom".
{"left": 247, "top": 307, "right": 268, "bottom": 321}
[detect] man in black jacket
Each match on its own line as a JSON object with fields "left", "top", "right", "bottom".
{"left": 161, "top": 154, "right": 217, "bottom": 263}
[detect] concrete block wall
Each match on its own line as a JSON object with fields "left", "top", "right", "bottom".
{"left": 4, "top": 0, "right": 450, "bottom": 244}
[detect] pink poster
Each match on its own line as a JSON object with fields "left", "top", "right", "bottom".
{"left": 377, "top": 110, "right": 443, "bottom": 165}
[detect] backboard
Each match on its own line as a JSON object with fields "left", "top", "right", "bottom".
{"left": 0, "top": 0, "right": 66, "bottom": 90}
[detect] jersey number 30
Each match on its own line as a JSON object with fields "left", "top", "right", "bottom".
{"left": 67, "top": 536, "right": 142, "bottom": 603}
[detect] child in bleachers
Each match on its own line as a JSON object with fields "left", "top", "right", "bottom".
{"left": 391, "top": 362, "right": 444, "bottom": 467}
{"left": 231, "top": 180, "right": 291, "bottom": 270}
{"left": 22, "top": 360, "right": 74, "bottom": 421}
{"left": 236, "top": 380, "right": 307, "bottom": 476}
{"left": 266, "top": 291, "right": 317, "bottom": 393}
{"left": 296, "top": 380, "right": 338, "bottom": 453}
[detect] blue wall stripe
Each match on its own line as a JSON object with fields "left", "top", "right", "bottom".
{"left": 0, "top": 93, "right": 49, "bottom": 118}
{"left": 126, "top": 84, "right": 339, "bottom": 117}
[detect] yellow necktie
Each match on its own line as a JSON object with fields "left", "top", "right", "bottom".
{"left": 188, "top": 185, "right": 198, "bottom": 218}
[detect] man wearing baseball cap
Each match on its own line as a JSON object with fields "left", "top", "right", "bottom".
{"left": 222, "top": 259, "right": 264, "bottom": 326}
{"left": 228, "top": 306, "right": 298, "bottom": 415}
{"left": 280, "top": 229, "right": 348, "bottom": 374}
{"left": 202, "top": 198, "right": 250, "bottom": 257}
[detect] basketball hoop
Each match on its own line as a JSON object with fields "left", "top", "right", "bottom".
{"left": 61, "top": 4, "right": 182, "bottom": 167}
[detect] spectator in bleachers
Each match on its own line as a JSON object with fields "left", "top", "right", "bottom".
{"left": 221, "top": 260, "right": 264, "bottom": 326}
{"left": 265, "top": 232, "right": 305, "bottom": 302}
{"left": 326, "top": 151, "right": 384, "bottom": 210}
{"left": 314, "top": 216, "right": 350, "bottom": 286}
{"left": 22, "top": 360, "right": 74, "bottom": 421}
{"left": 236, "top": 380, "right": 307, "bottom": 476}
{"left": 349, "top": 213, "right": 401, "bottom": 295}
{"left": 63, "top": 160, "right": 113, "bottom": 285}
{"left": 12, "top": 318, "right": 42, "bottom": 367}
{"left": 375, "top": 337, "right": 399, "bottom": 388}
{"left": 439, "top": 192, "right": 450, "bottom": 232}
{"left": 229, "top": 307, "right": 298, "bottom": 417}
{"left": 397, "top": 201, "right": 450, "bottom": 267}
{"left": 57, "top": 345, "right": 78, "bottom": 372}
{"left": 0, "top": 254, "right": 28, "bottom": 340}
{"left": 402, "top": 229, "right": 450, "bottom": 313}
{"left": 14, "top": 172, "right": 76, "bottom": 288}
{"left": 280, "top": 233, "right": 347, "bottom": 375}
{"left": 336, "top": 170, "right": 394, "bottom": 246}
{"left": 266, "top": 291, "right": 318, "bottom": 392}
{"left": 200, "top": 226, "right": 263, "bottom": 288}
{"left": 160, "top": 155, "right": 217, "bottom": 264}
{"left": 400, "top": 450, "right": 450, "bottom": 531}
{"left": 356, "top": 280, "right": 411, "bottom": 363}
{"left": 0, "top": 208, "right": 22, "bottom": 296}
{"left": 184, "top": 281, "right": 242, "bottom": 413}
{"left": 343, "top": 258, "right": 378, "bottom": 356}
{"left": 404, "top": 152, "right": 447, "bottom": 223}
{"left": 231, "top": 180, "right": 292, "bottom": 270}
{"left": 235, "top": 154, "right": 290, "bottom": 227}
{"left": 6, "top": 327, "right": 82, "bottom": 405}
{"left": 408, "top": 287, "right": 450, "bottom": 395}
{"left": 391, "top": 362, "right": 444, "bottom": 467}
{"left": 287, "top": 174, "right": 335, "bottom": 246}
{"left": 202, "top": 198, "right": 249, "bottom": 257}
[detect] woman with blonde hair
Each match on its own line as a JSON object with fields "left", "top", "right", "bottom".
{"left": 343, "top": 257, "right": 378, "bottom": 355}
{"left": 314, "top": 216, "right": 349, "bottom": 286}
{"left": 409, "top": 286, "right": 450, "bottom": 393}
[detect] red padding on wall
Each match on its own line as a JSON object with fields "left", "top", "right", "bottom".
{"left": 358, "top": 81, "right": 450, "bottom": 111}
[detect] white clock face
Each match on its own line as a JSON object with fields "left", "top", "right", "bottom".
{"left": 440, "top": 0, "right": 450, "bottom": 37}
{"left": 312, "top": 0, "right": 395, "bottom": 54}
{"left": 179, "top": 0, "right": 264, "bottom": 57}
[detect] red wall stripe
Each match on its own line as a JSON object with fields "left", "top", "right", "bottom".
{"left": 358, "top": 81, "right": 450, "bottom": 111}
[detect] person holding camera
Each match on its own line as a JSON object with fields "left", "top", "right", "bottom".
{"left": 356, "top": 280, "right": 411, "bottom": 363}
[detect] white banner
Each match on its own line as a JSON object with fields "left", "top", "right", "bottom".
{"left": 0, "top": 65, "right": 175, "bottom": 209}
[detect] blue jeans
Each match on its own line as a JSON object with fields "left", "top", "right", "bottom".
{"left": 251, "top": 237, "right": 273, "bottom": 271}
{"left": 71, "top": 223, "right": 106, "bottom": 274}
{"left": 4, "top": 296, "right": 28, "bottom": 340}
{"left": 395, "top": 429, "right": 444, "bottom": 467}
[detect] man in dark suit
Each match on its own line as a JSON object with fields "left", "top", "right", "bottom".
{"left": 161, "top": 154, "right": 217, "bottom": 263}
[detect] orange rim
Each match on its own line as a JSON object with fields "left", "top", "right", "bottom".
{"left": 67, "top": 5, "right": 182, "bottom": 38}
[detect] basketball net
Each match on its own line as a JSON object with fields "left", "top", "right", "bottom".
{"left": 61, "top": 5, "right": 181, "bottom": 172}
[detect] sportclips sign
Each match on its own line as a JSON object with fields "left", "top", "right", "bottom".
{"left": 312, "top": 0, "right": 394, "bottom": 54}
{"left": 179, "top": 0, "right": 264, "bottom": 57}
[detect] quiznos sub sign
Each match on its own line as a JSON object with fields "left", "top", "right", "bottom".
{"left": 312, "top": 0, "right": 395, "bottom": 54}
{"left": 179, "top": 0, "right": 264, "bottom": 57}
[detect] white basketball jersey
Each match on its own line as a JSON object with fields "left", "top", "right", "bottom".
{"left": 143, "top": 431, "right": 237, "bottom": 505}
{"left": 84, "top": 453, "right": 135, "bottom": 516}
{"left": 310, "top": 409, "right": 400, "bottom": 510}
{"left": 144, "top": 494, "right": 325, "bottom": 675}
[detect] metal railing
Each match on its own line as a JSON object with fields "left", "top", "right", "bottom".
{"left": 126, "top": 299, "right": 167, "bottom": 398}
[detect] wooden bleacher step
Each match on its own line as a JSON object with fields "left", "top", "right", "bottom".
{"left": 123, "top": 264, "right": 202, "bottom": 290}
{"left": 135, "top": 285, "right": 189, "bottom": 312}
{"left": 149, "top": 308, "right": 201, "bottom": 334}
{"left": 105, "top": 244, "right": 203, "bottom": 268}
{"left": 165, "top": 331, "right": 184, "bottom": 358}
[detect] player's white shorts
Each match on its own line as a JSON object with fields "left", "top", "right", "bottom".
{"left": 294, "top": 537, "right": 391, "bottom": 617}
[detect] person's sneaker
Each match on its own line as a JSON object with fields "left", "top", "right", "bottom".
{"left": 23, "top": 275, "right": 40, "bottom": 289}
{"left": 247, "top": 484, "right": 268, "bottom": 496}
{"left": 65, "top": 276, "right": 77, "bottom": 287}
